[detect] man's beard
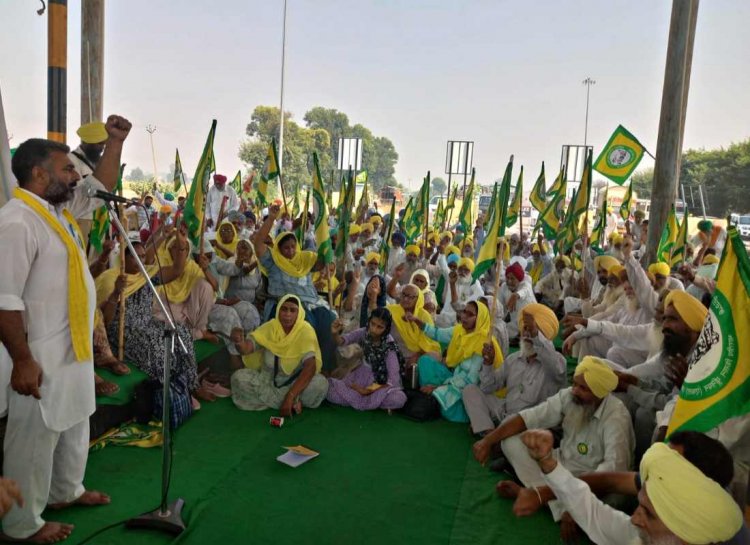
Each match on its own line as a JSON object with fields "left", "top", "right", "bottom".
{"left": 647, "top": 322, "right": 664, "bottom": 356}
{"left": 662, "top": 328, "right": 692, "bottom": 357}
{"left": 603, "top": 285, "right": 624, "bottom": 307}
{"left": 457, "top": 275, "right": 471, "bottom": 287}
{"left": 520, "top": 339, "right": 536, "bottom": 358}
{"left": 630, "top": 530, "right": 682, "bottom": 545}
{"left": 566, "top": 401, "right": 596, "bottom": 434}
{"left": 626, "top": 296, "right": 640, "bottom": 313}
{"left": 44, "top": 177, "right": 75, "bottom": 205}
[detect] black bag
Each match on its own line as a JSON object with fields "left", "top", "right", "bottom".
{"left": 398, "top": 389, "right": 441, "bottom": 422}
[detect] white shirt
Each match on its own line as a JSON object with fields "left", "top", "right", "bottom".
{"left": 0, "top": 178, "right": 106, "bottom": 431}
{"left": 206, "top": 183, "right": 239, "bottom": 226}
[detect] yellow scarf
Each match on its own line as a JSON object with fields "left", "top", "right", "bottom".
{"left": 387, "top": 288, "right": 441, "bottom": 353}
{"left": 312, "top": 270, "right": 341, "bottom": 306}
{"left": 445, "top": 300, "right": 503, "bottom": 369}
{"left": 270, "top": 232, "right": 317, "bottom": 278}
{"left": 156, "top": 238, "right": 206, "bottom": 304}
{"left": 250, "top": 294, "right": 322, "bottom": 374}
{"left": 529, "top": 260, "right": 544, "bottom": 285}
{"left": 215, "top": 220, "right": 239, "bottom": 259}
{"left": 13, "top": 187, "right": 91, "bottom": 361}
{"left": 94, "top": 265, "right": 159, "bottom": 305}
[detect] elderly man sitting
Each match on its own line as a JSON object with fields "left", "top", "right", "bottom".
{"left": 499, "top": 261, "right": 536, "bottom": 339}
{"left": 462, "top": 304, "right": 566, "bottom": 437}
{"left": 473, "top": 357, "right": 634, "bottom": 538}
{"left": 534, "top": 255, "right": 574, "bottom": 314}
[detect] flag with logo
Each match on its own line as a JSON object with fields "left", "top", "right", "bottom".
{"left": 670, "top": 209, "right": 690, "bottom": 267}
{"left": 667, "top": 227, "right": 750, "bottom": 436}
{"left": 619, "top": 181, "right": 633, "bottom": 221}
{"left": 458, "top": 168, "right": 476, "bottom": 235}
{"left": 173, "top": 149, "right": 184, "bottom": 192}
{"left": 311, "top": 153, "right": 333, "bottom": 264}
{"left": 473, "top": 182, "right": 502, "bottom": 281}
{"left": 258, "top": 138, "right": 280, "bottom": 207}
{"left": 593, "top": 125, "right": 646, "bottom": 185}
{"left": 529, "top": 162, "right": 546, "bottom": 213}
{"left": 89, "top": 164, "right": 125, "bottom": 253}
{"left": 657, "top": 205, "right": 678, "bottom": 264}
{"left": 183, "top": 120, "right": 217, "bottom": 246}
{"left": 505, "top": 165, "right": 523, "bottom": 228}
{"left": 569, "top": 148, "right": 592, "bottom": 223}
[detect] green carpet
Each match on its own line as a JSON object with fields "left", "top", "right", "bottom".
{"left": 48, "top": 401, "right": 562, "bottom": 544}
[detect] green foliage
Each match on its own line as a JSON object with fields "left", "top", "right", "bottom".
{"left": 631, "top": 168, "right": 653, "bottom": 200}
{"left": 126, "top": 167, "right": 146, "bottom": 181}
{"left": 431, "top": 176, "right": 447, "bottom": 196}
{"left": 124, "top": 180, "right": 174, "bottom": 197}
{"left": 239, "top": 105, "right": 399, "bottom": 195}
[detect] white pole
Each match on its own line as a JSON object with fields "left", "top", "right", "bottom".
{"left": 278, "top": 0, "right": 288, "bottom": 182}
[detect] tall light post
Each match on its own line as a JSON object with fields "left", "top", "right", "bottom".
{"left": 582, "top": 77, "right": 596, "bottom": 147}
{"left": 278, "top": 0, "right": 288, "bottom": 172}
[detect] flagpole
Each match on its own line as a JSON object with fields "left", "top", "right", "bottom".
{"left": 146, "top": 125, "right": 159, "bottom": 188}
{"left": 277, "top": 0, "right": 288, "bottom": 175}
{"left": 488, "top": 240, "right": 505, "bottom": 341}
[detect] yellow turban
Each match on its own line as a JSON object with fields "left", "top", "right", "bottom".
{"left": 159, "top": 205, "right": 173, "bottom": 214}
{"left": 665, "top": 291, "right": 707, "bottom": 332}
{"left": 518, "top": 303, "right": 559, "bottom": 340}
{"left": 640, "top": 442, "right": 743, "bottom": 544}
{"left": 532, "top": 243, "right": 541, "bottom": 253}
{"left": 461, "top": 238, "right": 473, "bottom": 249}
{"left": 702, "top": 254, "right": 719, "bottom": 265}
{"left": 360, "top": 222, "right": 373, "bottom": 233}
{"left": 349, "top": 224, "right": 361, "bottom": 236}
{"left": 574, "top": 356, "right": 617, "bottom": 398}
{"left": 445, "top": 244, "right": 460, "bottom": 256}
{"left": 608, "top": 264, "right": 626, "bottom": 278}
{"left": 76, "top": 122, "right": 107, "bottom": 144}
{"left": 369, "top": 215, "right": 382, "bottom": 225}
{"left": 612, "top": 233, "right": 624, "bottom": 244}
{"left": 594, "top": 255, "right": 619, "bottom": 272}
{"left": 428, "top": 232, "right": 439, "bottom": 243}
{"left": 405, "top": 244, "right": 421, "bottom": 256}
{"left": 365, "top": 252, "right": 380, "bottom": 265}
{"left": 458, "top": 257, "right": 475, "bottom": 272}
{"left": 440, "top": 231, "right": 453, "bottom": 242}
{"left": 648, "top": 262, "right": 670, "bottom": 277}
{"left": 556, "top": 255, "right": 571, "bottom": 268}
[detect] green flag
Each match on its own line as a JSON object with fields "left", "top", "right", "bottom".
{"left": 231, "top": 170, "right": 242, "bottom": 195}
{"left": 173, "top": 149, "right": 184, "bottom": 192}
{"left": 258, "top": 138, "right": 280, "bottom": 207}
{"left": 670, "top": 209, "right": 690, "bottom": 267}
{"left": 356, "top": 172, "right": 370, "bottom": 219}
{"left": 411, "top": 173, "right": 430, "bottom": 235}
{"left": 335, "top": 170, "right": 356, "bottom": 259}
{"left": 569, "top": 148, "right": 592, "bottom": 223}
{"left": 380, "top": 197, "right": 397, "bottom": 272}
{"left": 529, "top": 162, "right": 547, "bottom": 213}
{"left": 291, "top": 182, "right": 301, "bottom": 218}
{"left": 497, "top": 157, "right": 514, "bottom": 237}
{"left": 667, "top": 227, "right": 750, "bottom": 437}
{"left": 434, "top": 198, "right": 444, "bottom": 229}
{"left": 537, "top": 175, "right": 567, "bottom": 242}
{"left": 620, "top": 181, "right": 633, "bottom": 221}
{"left": 445, "top": 183, "right": 457, "bottom": 211}
{"left": 590, "top": 188, "right": 608, "bottom": 250}
{"left": 458, "top": 168, "right": 476, "bottom": 235}
{"left": 547, "top": 166, "right": 565, "bottom": 198}
{"left": 505, "top": 165, "right": 523, "bottom": 228}
{"left": 473, "top": 182, "right": 502, "bottom": 281}
{"left": 312, "top": 153, "right": 333, "bottom": 264}
{"left": 657, "top": 205, "right": 679, "bottom": 264}
{"left": 594, "top": 125, "right": 645, "bottom": 185}
{"left": 183, "top": 120, "right": 217, "bottom": 247}
{"left": 295, "top": 189, "right": 310, "bottom": 242}
{"left": 401, "top": 197, "right": 420, "bottom": 243}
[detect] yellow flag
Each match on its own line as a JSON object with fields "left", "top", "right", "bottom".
{"left": 593, "top": 125, "right": 645, "bottom": 185}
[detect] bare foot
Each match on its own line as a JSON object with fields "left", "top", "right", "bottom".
{"left": 94, "top": 357, "right": 131, "bottom": 375}
{"left": 496, "top": 480, "right": 521, "bottom": 499}
{"left": 194, "top": 386, "right": 216, "bottom": 402}
{"left": 48, "top": 490, "right": 110, "bottom": 510}
{"left": 94, "top": 375, "right": 119, "bottom": 397}
{"left": 0, "top": 521, "right": 75, "bottom": 543}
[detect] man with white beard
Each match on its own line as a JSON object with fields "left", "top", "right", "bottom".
{"left": 435, "top": 257, "right": 484, "bottom": 327}
{"left": 563, "top": 266, "right": 651, "bottom": 366}
{"left": 534, "top": 255, "right": 575, "bottom": 313}
{"left": 462, "top": 304, "right": 566, "bottom": 437}
{"left": 472, "top": 357, "right": 634, "bottom": 541}
{"left": 564, "top": 255, "right": 620, "bottom": 316}
{"left": 515, "top": 429, "right": 745, "bottom": 545}
{"left": 498, "top": 262, "right": 536, "bottom": 339}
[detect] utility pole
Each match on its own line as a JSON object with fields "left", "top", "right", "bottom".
{"left": 645, "top": 0, "right": 699, "bottom": 264}
{"left": 81, "top": 0, "right": 105, "bottom": 125}
{"left": 582, "top": 77, "right": 595, "bottom": 147}
{"left": 47, "top": 0, "right": 68, "bottom": 143}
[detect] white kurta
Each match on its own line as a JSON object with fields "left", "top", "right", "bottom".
{"left": 205, "top": 184, "right": 239, "bottom": 227}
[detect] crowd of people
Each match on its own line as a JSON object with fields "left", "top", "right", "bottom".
{"left": 0, "top": 115, "right": 746, "bottom": 545}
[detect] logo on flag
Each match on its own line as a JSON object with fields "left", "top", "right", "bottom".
{"left": 605, "top": 146, "right": 637, "bottom": 169}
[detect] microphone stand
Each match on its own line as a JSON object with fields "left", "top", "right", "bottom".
{"left": 102, "top": 200, "right": 188, "bottom": 535}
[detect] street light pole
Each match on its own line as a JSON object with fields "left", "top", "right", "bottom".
{"left": 278, "top": 0, "right": 288, "bottom": 173}
{"left": 582, "top": 77, "right": 596, "bottom": 147}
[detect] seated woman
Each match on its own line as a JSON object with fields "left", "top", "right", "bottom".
{"left": 406, "top": 300, "right": 502, "bottom": 423}
{"left": 254, "top": 203, "right": 336, "bottom": 371}
{"left": 386, "top": 284, "right": 441, "bottom": 370}
{"left": 214, "top": 239, "right": 262, "bottom": 305}
{"left": 230, "top": 295, "right": 329, "bottom": 415}
{"left": 213, "top": 220, "right": 239, "bottom": 259}
{"left": 96, "top": 231, "right": 216, "bottom": 408}
{"left": 327, "top": 308, "right": 407, "bottom": 411}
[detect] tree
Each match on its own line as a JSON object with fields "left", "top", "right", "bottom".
{"left": 126, "top": 167, "right": 146, "bottom": 181}
{"left": 631, "top": 168, "right": 653, "bottom": 200}
{"left": 431, "top": 176, "right": 447, "bottom": 196}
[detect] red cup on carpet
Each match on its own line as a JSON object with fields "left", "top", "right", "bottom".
{"left": 270, "top": 416, "right": 284, "bottom": 427}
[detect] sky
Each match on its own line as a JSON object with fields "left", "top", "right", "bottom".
{"left": 1, "top": 0, "right": 749, "bottom": 191}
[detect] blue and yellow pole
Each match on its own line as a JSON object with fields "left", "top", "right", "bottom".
{"left": 47, "top": 0, "right": 67, "bottom": 143}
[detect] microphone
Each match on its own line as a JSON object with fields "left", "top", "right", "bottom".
{"left": 84, "top": 185, "right": 136, "bottom": 205}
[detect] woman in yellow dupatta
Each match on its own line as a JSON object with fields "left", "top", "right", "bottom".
{"left": 406, "top": 300, "right": 502, "bottom": 423}
{"left": 214, "top": 220, "right": 239, "bottom": 259}
{"left": 230, "top": 294, "right": 329, "bottom": 416}
{"left": 387, "top": 284, "right": 441, "bottom": 363}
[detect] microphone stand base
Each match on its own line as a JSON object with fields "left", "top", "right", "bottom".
{"left": 126, "top": 498, "right": 186, "bottom": 536}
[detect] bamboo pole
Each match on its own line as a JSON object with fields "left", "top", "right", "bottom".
{"left": 116, "top": 201, "right": 126, "bottom": 361}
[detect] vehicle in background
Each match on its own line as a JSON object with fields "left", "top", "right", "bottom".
{"left": 478, "top": 194, "right": 493, "bottom": 214}
{"left": 732, "top": 213, "right": 750, "bottom": 239}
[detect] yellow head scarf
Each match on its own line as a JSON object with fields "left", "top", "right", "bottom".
{"left": 574, "top": 356, "right": 617, "bottom": 398}
{"left": 215, "top": 220, "right": 239, "bottom": 259}
{"left": 156, "top": 236, "right": 207, "bottom": 304}
{"left": 365, "top": 252, "right": 381, "bottom": 265}
{"left": 458, "top": 257, "right": 475, "bottom": 272}
{"left": 439, "top": 231, "right": 453, "bottom": 242}
{"left": 77, "top": 121, "right": 107, "bottom": 144}
{"left": 640, "top": 442, "right": 743, "bottom": 544}
{"left": 702, "top": 254, "right": 719, "bottom": 265}
{"left": 529, "top": 258, "right": 544, "bottom": 285}
{"left": 664, "top": 290, "right": 708, "bottom": 332}
{"left": 270, "top": 232, "right": 318, "bottom": 278}
{"left": 445, "top": 244, "right": 460, "bottom": 256}
{"left": 250, "top": 294, "right": 322, "bottom": 373}
{"left": 13, "top": 188, "right": 91, "bottom": 361}
{"left": 405, "top": 244, "right": 421, "bottom": 256}
{"left": 387, "top": 287, "right": 441, "bottom": 353}
{"left": 360, "top": 222, "right": 373, "bottom": 234}
{"left": 556, "top": 255, "right": 571, "bottom": 268}
{"left": 648, "top": 262, "right": 670, "bottom": 277}
{"left": 95, "top": 263, "right": 158, "bottom": 305}
{"left": 445, "top": 300, "right": 502, "bottom": 368}
{"left": 518, "top": 303, "right": 559, "bottom": 340}
{"left": 348, "top": 224, "right": 361, "bottom": 236}
{"left": 594, "top": 255, "right": 619, "bottom": 272}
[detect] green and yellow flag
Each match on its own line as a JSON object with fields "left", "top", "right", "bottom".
{"left": 497, "top": 157, "right": 514, "bottom": 237}
{"left": 312, "top": 153, "right": 333, "bottom": 264}
{"left": 594, "top": 125, "right": 646, "bottom": 185}
{"left": 590, "top": 188, "right": 608, "bottom": 250}
{"left": 355, "top": 170, "right": 368, "bottom": 183}
{"left": 657, "top": 205, "right": 678, "bottom": 264}
{"left": 473, "top": 182, "right": 502, "bottom": 281}
{"left": 173, "top": 149, "right": 184, "bottom": 192}
{"left": 445, "top": 183, "right": 457, "bottom": 211}
{"left": 411, "top": 173, "right": 430, "bottom": 234}
{"left": 89, "top": 164, "right": 125, "bottom": 253}
{"left": 380, "top": 197, "right": 397, "bottom": 272}
{"left": 547, "top": 166, "right": 565, "bottom": 198}
{"left": 458, "top": 168, "right": 476, "bottom": 235}
{"left": 183, "top": 120, "right": 217, "bottom": 246}
{"left": 529, "top": 162, "right": 546, "bottom": 213}
{"left": 667, "top": 227, "right": 750, "bottom": 436}
{"left": 619, "top": 181, "right": 633, "bottom": 221}
{"left": 505, "top": 165, "right": 523, "bottom": 228}
{"left": 356, "top": 172, "right": 370, "bottom": 219}
{"left": 670, "top": 209, "right": 690, "bottom": 267}
{"left": 538, "top": 175, "right": 567, "bottom": 241}
{"left": 434, "top": 198, "right": 444, "bottom": 229}
{"left": 258, "top": 138, "right": 280, "bottom": 207}
{"left": 291, "top": 182, "right": 301, "bottom": 218}
{"left": 231, "top": 170, "right": 242, "bottom": 195}
{"left": 335, "top": 170, "right": 355, "bottom": 259}
{"left": 569, "top": 148, "right": 592, "bottom": 223}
